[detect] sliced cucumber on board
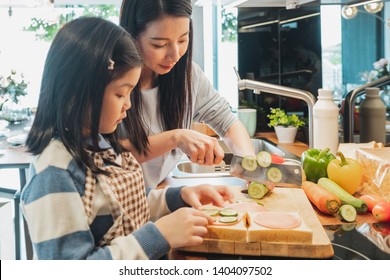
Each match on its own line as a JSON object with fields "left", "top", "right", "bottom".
{"left": 218, "top": 216, "right": 238, "bottom": 223}
{"left": 248, "top": 182, "right": 269, "bottom": 199}
{"left": 220, "top": 208, "right": 238, "bottom": 217}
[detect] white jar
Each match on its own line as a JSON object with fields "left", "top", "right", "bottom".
{"left": 313, "top": 89, "right": 339, "bottom": 155}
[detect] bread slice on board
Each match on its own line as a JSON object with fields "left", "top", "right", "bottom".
{"left": 207, "top": 212, "right": 248, "bottom": 242}
{"left": 247, "top": 211, "right": 313, "bottom": 243}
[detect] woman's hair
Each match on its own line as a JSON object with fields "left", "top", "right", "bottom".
{"left": 120, "top": 0, "right": 193, "bottom": 147}
{"left": 26, "top": 16, "right": 144, "bottom": 173}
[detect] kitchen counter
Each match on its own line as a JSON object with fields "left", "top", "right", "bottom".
{"left": 163, "top": 133, "right": 390, "bottom": 260}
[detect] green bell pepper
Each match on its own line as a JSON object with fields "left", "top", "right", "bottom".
{"left": 301, "top": 148, "right": 336, "bottom": 183}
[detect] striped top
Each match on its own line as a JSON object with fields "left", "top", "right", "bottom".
{"left": 20, "top": 136, "right": 187, "bottom": 259}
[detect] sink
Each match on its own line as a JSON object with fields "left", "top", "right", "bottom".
{"left": 171, "top": 138, "right": 300, "bottom": 178}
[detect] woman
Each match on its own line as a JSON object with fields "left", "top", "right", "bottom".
{"left": 120, "top": 0, "right": 254, "bottom": 187}
{"left": 21, "top": 17, "right": 234, "bottom": 260}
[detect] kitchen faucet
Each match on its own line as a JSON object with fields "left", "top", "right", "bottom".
{"left": 234, "top": 67, "right": 316, "bottom": 148}
{"left": 342, "top": 75, "right": 390, "bottom": 143}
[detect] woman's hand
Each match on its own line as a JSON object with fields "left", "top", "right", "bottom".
{"left": 180, "top": 184, "right": 235, "bottom": 209}
{"left": 154, "top": 208, "right": 213, "bottom": 248}
{"left": 176, "top": 129, "right": 224, "bottom": 166}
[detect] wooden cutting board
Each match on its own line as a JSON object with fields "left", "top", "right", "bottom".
{"left": 179, "top": 186, "right": 334, "bottom": 259}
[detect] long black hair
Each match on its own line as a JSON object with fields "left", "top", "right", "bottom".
{"left": 120, "top": 0, "right": 193, "bottom": 147}
{"left": 26, "top": 17, "right": 144, "bottom": 173}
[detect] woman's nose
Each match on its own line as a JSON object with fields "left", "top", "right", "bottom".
{"left": 168, "top": 44, "right": 180, "bottom": 62}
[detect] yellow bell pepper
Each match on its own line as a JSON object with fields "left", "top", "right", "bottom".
{"left": 327, "top": 151, "right": 362, "bottom": 195}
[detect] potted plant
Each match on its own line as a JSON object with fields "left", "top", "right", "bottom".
{"left": 0, "top": 69, "right": 29, "bottom": 122}
{"left": 267, "top": 108, "right": 305, "bottom": 143}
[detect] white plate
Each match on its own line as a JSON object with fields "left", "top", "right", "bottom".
{"left": 7, "top": 134, "right": 27, "bottom": 146}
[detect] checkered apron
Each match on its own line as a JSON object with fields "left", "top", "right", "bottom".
{"left": 83, "top": 149, "right": 150, "bottom": 246}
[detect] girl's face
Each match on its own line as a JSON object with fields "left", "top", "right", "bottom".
{"left": 136, "top": 15, "right": 190, "bottom": 75}
{"left": 99, "top": 67, "right": 141, "bottom": 134}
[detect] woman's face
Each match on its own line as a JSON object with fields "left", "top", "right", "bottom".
{"left": 136, "top": 15, "right": 190, "bottom": 75}
{"left": 99, "top": 67, "right": 141, "bottom": 134}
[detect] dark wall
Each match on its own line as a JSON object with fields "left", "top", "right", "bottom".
{"left": 237, "top": 7, "right": 322, "bottom": 133}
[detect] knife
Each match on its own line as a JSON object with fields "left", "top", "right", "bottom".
{"left": 228, "top": 154, "right": 303, "bottom": 187}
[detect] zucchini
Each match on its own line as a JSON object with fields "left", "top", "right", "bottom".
{"left": 256, "top": 151, "right": 272, "bottom": 167}
{"left": 339, "top": 204, "right": 357, "bottom": 222}
{"left": 219, "top": 216, "right": 238, "bottom": 223}
{"left": 248, "top": 182, "right": 269, "bottom": 199}
{"left": 318, "top": 178, "right": 368, "bottom": 213}
{"left": 266, "top": 167, "right": 282, "bottom": 183}
{"left": 202, "top": 208, "right": 219, "bottom": 216}
{"left": 220, "top": 208, "right": 238, "bottom": 217}
{"left": 242, "top": 155, "right": 257, "bottom": 171}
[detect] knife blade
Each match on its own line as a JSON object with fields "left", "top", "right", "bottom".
{"left": 229, "top": 154, "right": 303, "bottom": 187}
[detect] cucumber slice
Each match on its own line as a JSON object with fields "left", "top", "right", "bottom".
{"left": 339, "top": 204, "right": 357, "bottom": 222}
{"left": 242, "top": 155, "right": 257, "bottom": 172}
{"left": 218, "top": 216, "right": 238, "bottom": 223}
{"left": 220, "top": 208, "right": 238, "bottom": 217}
{"left": 256, "top": 151, "right": 272, "bottom": 167}
{"left": 202, "top": 208, "right": 220, "bottom": 216}
{"left": 266, "top": 167, "right": 282, "bottom": 182}
{"left": 248, "top": 182, "right": 269, "bottom": 199}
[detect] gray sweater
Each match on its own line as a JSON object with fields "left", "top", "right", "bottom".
{"left": 141, "top": 62, "right": 238, "bottom": 187}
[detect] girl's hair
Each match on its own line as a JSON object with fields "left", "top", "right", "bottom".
{"left": 120, "top": 0, "right": 193, "bottom": 149}
{"left": 26, "top": 16, "right": 145, "bottom": 173}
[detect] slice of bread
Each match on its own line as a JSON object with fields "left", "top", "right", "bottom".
{"left": 247, "top": 211, "right": 313, "bottom": 243}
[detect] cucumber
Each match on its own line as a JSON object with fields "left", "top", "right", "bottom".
{"left": 318, "top": 178, "right": 368, "bottom": 213}
{"left": 202, "top": 208, "right": 219, "bottom": 216}
{"left": 256, "top": 151, "right": 272, "bottom": 167}
{"left": 218, "top": 216, "right": 238, "bottom": 223}
{"left": 339, "top": 204, "right": 357, "bottom": 222}
{"left": 266, "top": 167, "right": 282, "bottom": 182}
{"left": 248, "top": 182, "right": 269, "bottom": 199}
{"left": 242, "top": 155, "right": 257, "bottom": 171}
{"left": 220, "top": 208, "right": 238, "bottom": 217}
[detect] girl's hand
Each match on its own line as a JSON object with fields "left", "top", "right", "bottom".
{"left": 154, "top": 208, "right": 213, "bottom": 248}
{"left": 176, "top": 129, "right": 224, "bottom": 166}
{"left": 180, "top": 185, "right": 235, "bottom": 209}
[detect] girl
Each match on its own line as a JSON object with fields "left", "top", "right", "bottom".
{"left": 120, "top": 0, "right": 255, "bottom": 187}
{"left": 21, "top": 17, "right": 233, "bottom": 260}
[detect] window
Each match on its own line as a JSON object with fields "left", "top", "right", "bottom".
{"left": 0, "top": 3, "right": 119, "bottom": 109}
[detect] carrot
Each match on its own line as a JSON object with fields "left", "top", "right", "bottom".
{"left": 301, "top": 181, "right": 341, "bottom": 215}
